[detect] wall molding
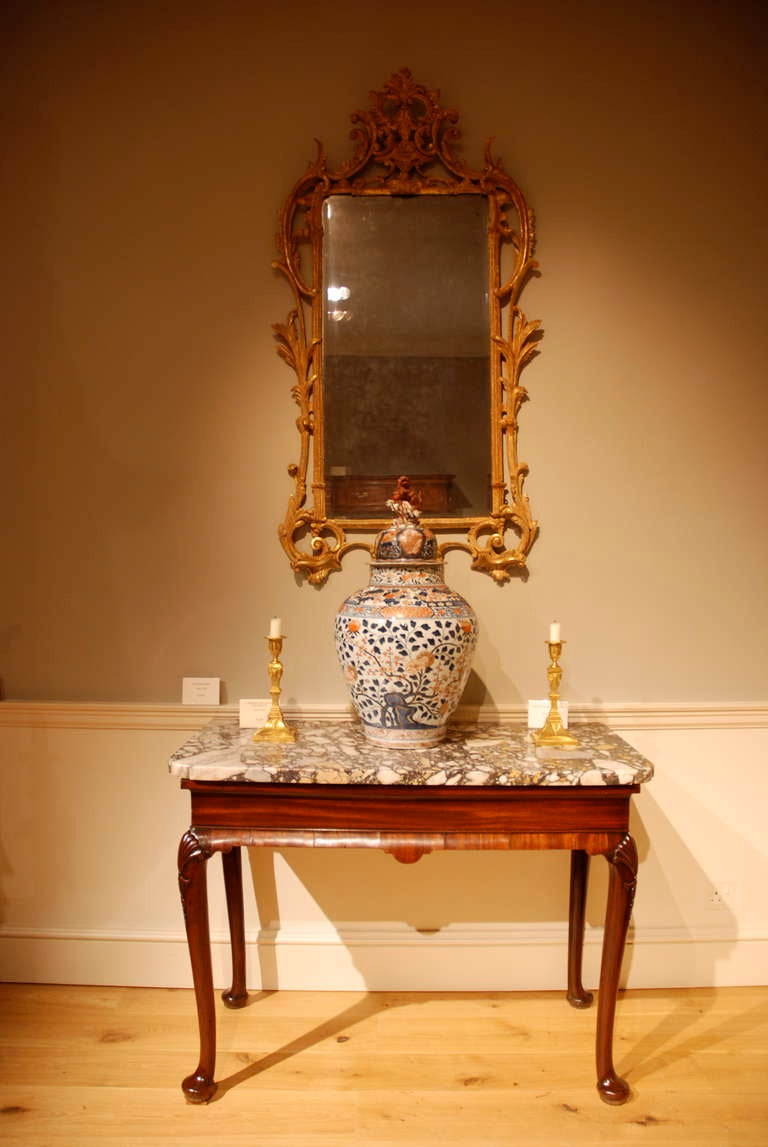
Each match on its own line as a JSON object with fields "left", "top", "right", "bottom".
{"left": 4, "top": 921, "right": 765, "bottom": 947}
{"left": 2, "top": 699, "right": 767, "bottom": 731}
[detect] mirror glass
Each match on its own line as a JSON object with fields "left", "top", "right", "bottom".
{"left": 323, "top": 195, "right": 490, "bottom": 518}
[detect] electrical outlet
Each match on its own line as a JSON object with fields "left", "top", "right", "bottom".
{"left": 705, "top": 884, "right": 732, "bottom": 910}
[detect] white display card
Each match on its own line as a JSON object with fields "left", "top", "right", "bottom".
{"left": 527, "top": 699, "right": 569, "bottom": 729}
{"left": 181, "top": 677, "right": 221, "bottom": 705}
{"left": 239, "top": 698, "right": 271, "bottom": 728}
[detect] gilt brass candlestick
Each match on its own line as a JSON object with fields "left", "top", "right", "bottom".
{"left": 533, "top": 640, "right": 580, "bottom": 748}
{"left": 253, "top": 635, "right": 296, "bottom": 743}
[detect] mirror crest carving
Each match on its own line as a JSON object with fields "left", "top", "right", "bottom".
{"left": 274, "top": 68, "right": 541, "bottom": 584}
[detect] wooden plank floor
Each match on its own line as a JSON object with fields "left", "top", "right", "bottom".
{"left": 1, "top": 984, "right": 766, "bottom": 1145}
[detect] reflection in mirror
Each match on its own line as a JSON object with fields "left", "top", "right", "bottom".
{"left": 323, "top": 196, "right": 490, "bottom": 518}
{"left": 273, "top": 69, "right": 541, "bottom": 585}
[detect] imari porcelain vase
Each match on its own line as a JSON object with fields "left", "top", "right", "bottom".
{"left": 335, "top": 479, "right": 478, "bottom": 748}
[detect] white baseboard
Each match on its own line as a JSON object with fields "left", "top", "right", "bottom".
{"left": 2, "top": 924, "right": 765, "bottom": 991}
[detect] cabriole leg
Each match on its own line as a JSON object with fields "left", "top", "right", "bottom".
{"left": 596, "top": 833, "right": 638, "bottom": 1105}
{"left": 567, "top": 849, "right": 593, "bottom": 1008}
{"left": 178, "top": 830, "right": 217, "bottom": 1103}
{"left": 221, "top": 846, "right": 248, "bottom": 1008}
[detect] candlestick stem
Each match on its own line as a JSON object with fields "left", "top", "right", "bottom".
{"left": 533, "top": 641, "right": 580, "bottom": 748}
{"left": 253, "top": 636, "right": 296, "bottom": 743}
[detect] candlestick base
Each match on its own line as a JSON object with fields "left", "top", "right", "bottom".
{"left": 533, "top": 723, "right": 581, "bottom": 749}
{"left": 252, "top": 716, "right": 296, "bottom": 744}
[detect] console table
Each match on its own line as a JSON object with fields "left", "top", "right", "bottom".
{"left": 170, "top": 719, "right": 653, "bottom": 1105}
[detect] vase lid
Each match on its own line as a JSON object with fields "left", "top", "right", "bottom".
{"left": 372, "top": 476, "right": 440, "bottom": 563}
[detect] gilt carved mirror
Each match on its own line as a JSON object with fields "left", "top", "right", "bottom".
{"left": 274, "top": 68, "right": 541, "bottom": 584}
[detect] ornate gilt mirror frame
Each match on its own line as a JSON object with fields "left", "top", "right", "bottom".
{"left": 274, "top": 68, "right": 541, "bottom": 585}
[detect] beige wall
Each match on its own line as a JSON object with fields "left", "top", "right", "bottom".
{"left": 2, "top": 0, "right": 766, "bottom": 705}
{"left": 1, "top": 3, "right": 767, "bottom": 992}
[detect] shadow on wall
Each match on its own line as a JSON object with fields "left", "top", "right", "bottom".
{"left": 239, "top": 784, "right": 740, "bottom": 996}
{"left": 623, "top": 785, "right": 758, "bottom": 985}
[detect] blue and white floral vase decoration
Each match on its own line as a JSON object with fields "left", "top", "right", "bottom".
{"left": 335, "top": 477, "right": 478, "bottom": 747}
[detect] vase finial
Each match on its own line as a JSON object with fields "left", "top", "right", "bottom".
{"left": 386, "top": 475, "right": 423, "bottom": 524}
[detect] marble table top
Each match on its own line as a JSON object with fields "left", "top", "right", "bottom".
{"left": 169, "top": 719, "right": 653, "bottom": 788}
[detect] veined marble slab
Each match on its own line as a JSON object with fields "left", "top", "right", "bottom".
{"left": 169, "top": 719, "right": 653, "bottom": 787}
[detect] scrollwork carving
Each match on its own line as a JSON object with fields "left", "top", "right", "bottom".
{"left": 274, "top": 69, "right": 541, "bottom": 584}
{"left": 178, "top": 830, "right": 212, "bottom": 884}
{"left": 607, "top": 833, "right": 638, "bottom": 927}
{"left": 177, "top": 829, "right": 213, "bottom": 927}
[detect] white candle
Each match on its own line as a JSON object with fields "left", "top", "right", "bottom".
{"left": 549, "top": 620, "right": 561, "bottom": 643}
{"left": 269, "top": 616, "right": 282, "bottom": 639}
